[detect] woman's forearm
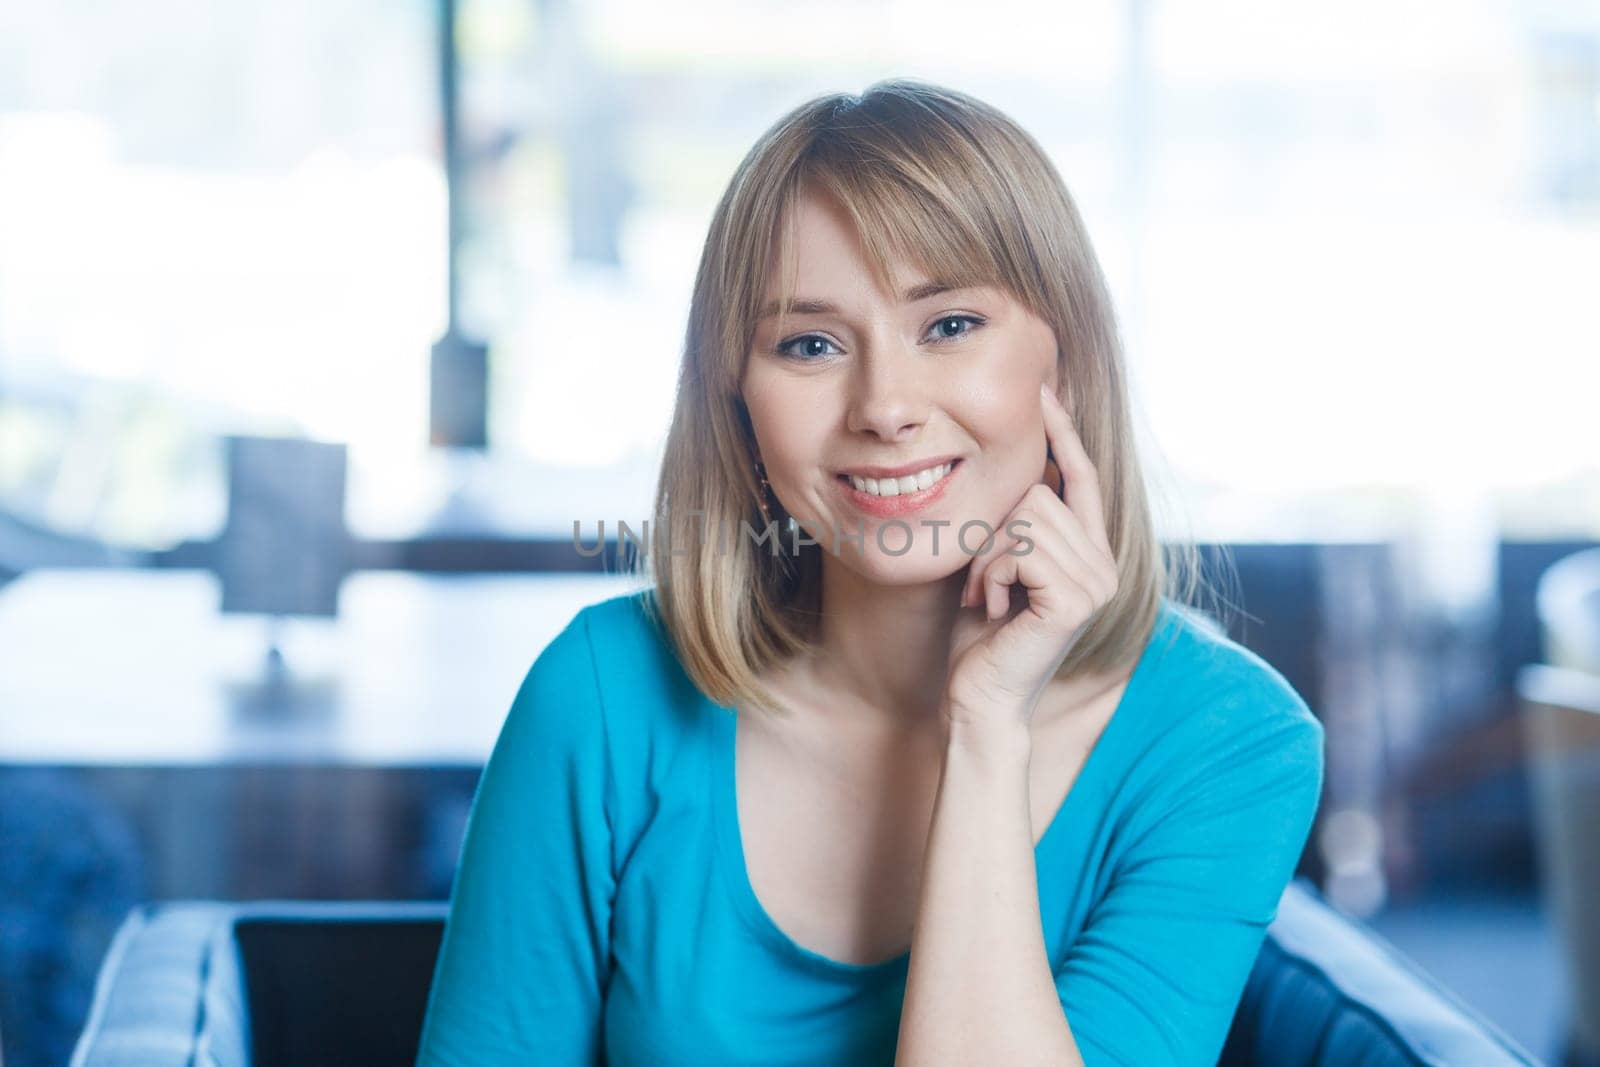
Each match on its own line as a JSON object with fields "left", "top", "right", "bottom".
{"left": 894, "top": 715, "right": 1085, "bottom": 1066}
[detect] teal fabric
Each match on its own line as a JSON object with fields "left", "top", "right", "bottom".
{"left": 414, "top": 591, "right": 1324, "bottom": 1066}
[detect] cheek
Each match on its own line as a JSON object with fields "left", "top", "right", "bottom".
{"left": 954, "top": 374, "right": 1042, "bottom": 453}
{"left": 747, "top": 393, "right": 830, "bottom": 480}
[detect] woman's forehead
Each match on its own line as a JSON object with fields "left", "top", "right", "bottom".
{"left": 761, "top": 223, "right": 992, "bottom": 307}
{"left": 752, "top": 173, "right": 1024, "bottom": 324}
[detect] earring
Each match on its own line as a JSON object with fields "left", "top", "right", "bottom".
{"left": 754, "top": 457, "right": 800, "bottom": 570}
{"left": 754, "top": 458, "right": 777, "bottom": 526}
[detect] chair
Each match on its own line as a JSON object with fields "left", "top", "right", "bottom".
{"left": 1518, "top": 663, "right": 1600, "bottom": 1067}
{"left": 70, "top": 878, "right": 1537, "bottom": 1066}
{"left": 1536, "top": 547, "right": 1600, "bottom": 676}
{"left": 1522, "top": 544, "right": 1600, "bottom": 1067}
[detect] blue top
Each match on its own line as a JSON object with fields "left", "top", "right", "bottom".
{"left": 414, "top": 592, "right": 1324, "bottom": 1066}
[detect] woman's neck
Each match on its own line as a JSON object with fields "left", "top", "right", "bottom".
{"left": 782, "top": 558, "right": 1134, "bottom": 738}
{"left": 802, "top": 561, "right": 968, "bottom": 730}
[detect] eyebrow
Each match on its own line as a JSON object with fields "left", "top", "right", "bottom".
{"left": 756, "top": 280, "right": 966, "bottom": 321}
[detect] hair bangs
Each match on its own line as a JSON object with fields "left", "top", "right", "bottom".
{"left": 754, "top": 160, "right": 1013, "bottom": 355}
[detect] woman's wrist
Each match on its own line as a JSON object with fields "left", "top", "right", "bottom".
{"left": 942, "top": 706, "right": 1033, "bottom": 769}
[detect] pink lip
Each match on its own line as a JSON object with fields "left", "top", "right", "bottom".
{"left": 836, "top": 460, "right": 962, "bottom": 519}
{"left": 836, "top": 454, "right": 962, "bottom": 480}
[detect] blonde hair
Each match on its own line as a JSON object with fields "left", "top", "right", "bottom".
{"left": 631, "top": 78, "right": 1233, "bottom": 717}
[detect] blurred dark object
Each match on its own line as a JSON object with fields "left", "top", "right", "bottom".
{"left": 215, "top": 435, "right": 350, "bottom": 716}
{"left": 1384, "top": 540, "right": 1600, "bottom": 896}
{"left": 69, "top": 879, "right": 1539, "bottom": 1066}
{"left": 217, "top": 435, "right": 349, "bottom": 619}
{"left": 48, "top": 768, "right": 476, "bottom": 903}
{"left": 0, "top": 771, "right": 143, "bottom": 1067}
{"left": 1518, "top": 543, "right": 1600, "bottom": 1067}
{"left": 1211, "top": 538, "right": 1600, "bottom": 913}
{"left": 426, "top": 0, "right": 488, "bottom": 451}
{"left": 428, "top": 333, "right": 488, "bottom": 449}
{"left": 1519, "top": 666, "right": 1600, "bottom": 1067}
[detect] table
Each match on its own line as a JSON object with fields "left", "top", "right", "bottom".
{"left": 0, "top": 568, "right": 649, "bottom": 766}
{"left": 0, "top": 564, "right": 654, "bottom": 898}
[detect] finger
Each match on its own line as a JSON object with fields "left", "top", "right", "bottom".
{"left": 986, "top": 497, "right": 1107, "bottom": 610}
{"left": 984, "top": 552, "right": 1020, "bottom": 621}
{"left": 1007, "top": 484, "right": 1109, "bottom": 585}
{"left": 966, "top": 502, "right": 1081, "bottom": 617}
{"left": 981, "top": 536, "right": 1093, "bottom": 624}
{"left": 1024, "top": 484, "right": 1117, "bottom": 597}
{"left": 963, "top": 466, "right": 1071, "bottom": 608}
{"left": 961, "top": 506, "right": 1054, "bottom": 609}
{"left": 1039, "top": 384, "right": 1109, "bottom": 553}
{"left": 962, "top": 490, "right": 1081, "bottom": 610}
{"left": 960, "top": 518, "right": 1013, "bottom": 608}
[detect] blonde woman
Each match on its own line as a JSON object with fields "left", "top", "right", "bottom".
{"left": 416, "top": 80, "right": 1323, "bottom": 1066}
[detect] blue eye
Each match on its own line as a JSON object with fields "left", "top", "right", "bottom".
{"left": 926, "top": 314, "right": 985, "bottom": 344}
{"left": 774, "top": 334, "right": 843, "bottom": 361}
{"left": 773, "top": 314, "right": 986, "bottom": 362}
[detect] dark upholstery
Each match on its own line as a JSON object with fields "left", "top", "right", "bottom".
{"left": 0, "top": 770, "right": 144, "bottom": 1067}
{"left": 71, "top": 880, "right": 1540, "bottom": 1066}
{"left": 1219, "top": 882, "right": 1539, "bottom": 1065}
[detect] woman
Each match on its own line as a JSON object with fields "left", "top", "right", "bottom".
{"left": 416, "top": 79, "right": 1323, "bottom": 1066}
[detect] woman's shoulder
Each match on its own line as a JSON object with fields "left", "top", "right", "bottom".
{"left": 1136, "top": 598, "right": 1325, "bottom": 770}
{"left": 565, "top": 586, "right": 678, "bottom": 682}
{"left": 547, "top": 586, "right": 709, "bottom": 737}
{"left": 1101, "top": 599, "right": 1325, "bottom": 870}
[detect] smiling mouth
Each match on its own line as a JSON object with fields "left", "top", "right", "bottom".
{"left": 837, "top": 460, "right": 960, "bottom": 498}
{"left": 833, "top": 459, "right": 962, "bottom": 517}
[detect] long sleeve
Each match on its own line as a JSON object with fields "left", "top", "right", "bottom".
{"left": 415, "top": 610, "right": 617, "bottom": 1066}
{"left": 1054, "top": 682, "right": 1325, "bottom": 1067}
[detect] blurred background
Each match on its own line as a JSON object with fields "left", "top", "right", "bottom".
{"left": 1, "top": 0, "right": 1598, "bottom": 1064}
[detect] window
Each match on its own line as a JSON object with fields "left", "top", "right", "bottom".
{"left": 2, "top": 0, "right": 1594, "bottom": 554}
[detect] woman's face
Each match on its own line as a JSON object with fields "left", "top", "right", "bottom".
{"left": 740, "top": 184, "right": 1060, "bottom": 586}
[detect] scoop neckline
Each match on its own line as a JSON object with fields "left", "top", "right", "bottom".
{"left": 705, "top": 599, "right": 1181, "bottom": 979}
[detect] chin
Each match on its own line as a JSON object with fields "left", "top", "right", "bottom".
{"left": 826, "top": 542, "right": 968, "bottom": 589}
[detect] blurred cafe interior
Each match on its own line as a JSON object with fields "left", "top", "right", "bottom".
{"left": 1, "top": 1, "right": 1598, "bottom": 1065}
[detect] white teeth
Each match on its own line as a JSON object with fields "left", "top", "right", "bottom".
{"left": 847, "top": 462, "right": 952, "bottom": 497}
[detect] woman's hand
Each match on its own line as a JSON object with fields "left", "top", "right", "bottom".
{"left": 943, "top": 384, "right": 1119, "bottom": 736}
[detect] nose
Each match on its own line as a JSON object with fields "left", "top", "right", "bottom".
{"left": 844, "top": 341, "right": 929, "bottom": 442}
